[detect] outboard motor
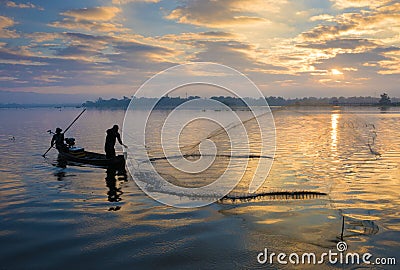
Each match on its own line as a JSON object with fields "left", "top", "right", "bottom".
{"left": 65, "top": 137, "right": 85, "bottom": 156}
{"left": 65, "top": 137, "right": 76, "bottom": 148}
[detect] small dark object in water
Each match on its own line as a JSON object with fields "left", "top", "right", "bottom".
{"left": 108, "top": 206, "right": 121, "bottom": 211}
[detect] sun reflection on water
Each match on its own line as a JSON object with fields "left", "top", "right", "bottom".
{"left": 331, "top": 112, "right": 340, "bottom": 152}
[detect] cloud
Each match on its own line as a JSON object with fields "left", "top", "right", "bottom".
{"left": 377, "top": 47, "right": 400, "bottom": 74}
{"left": 110, "top": 38, "right": 178, "bottom": 65}
{"left": 153, "top": 30, "right": 273, "bottom": 70}
{"left": 33, "top": 74, "right": 65, "bottom": 83}
{"left": 307, "top": 51, "right": 390, "bottom": 85}
{"left": 2, "top": 0, "right": 400, "bottom": 96}
{"left": 189, "top": 39, "right": 287, "bottom": 77}
{"left": 49, "top": 6, "right": 128, "bottom": 33}
{"left": 159, "top": 31, "right": 240, "bottom": 45}
{"left": 301, "top": 23, "right": 355, "bottom": 41}
{"left": 0, "top": 28, "right": 179, "bottom": 89}
{"left": 5, "top": 1, "right": 42, "bottom": 10}
{"left": 112, "top": 0, "right": 160, "bottom": 4}
{"left": 378, "top": 2, "right": 400, "bottom": 12}
{"left": 50, "top": 20, "right": 127, "bottom": 33}
{"left": 33, "top": 31, "right": 177, "bottom": 65}
{"left": 330, "top": 0, "right": 392, "bottom": 10}
{"left": 166, "top": 0, "right": 272, "bottom": 27}
{"left": 343, "top": 67, "right": 358, "bottom": 71}
{"left": 0, "top": 16, "right": 19, "bottom": 38}
{"left": 43, "top": 0, "right": 400, "bottom": 92}
{"left": 297, "top": 38, "right": 378, "bottom": 51}
{"left": 310, "top": 14, "right": 335, "bottom": 22}
{"left": 295, "top": 1, "right": 400, "bottom": 76}
{"left": 26, "top": 32, "right": 63, "bottom": 43}
{"left": 61, "top": 6, "right": 120, "bottom": 21}
{"left": 0, "top": 76, "right": 17, "bottom": 81}
{"left": 0, "top": 59, "right": 47, "bottom": 66}
{"left": 301, "top": 8, "right": 400, "bottom": 44}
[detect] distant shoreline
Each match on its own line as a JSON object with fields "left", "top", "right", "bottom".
{"left": 0, "top": 103, "right": 82, "bottom": 109}
{"left": 82, "top": 95, "right": 400, "bottom": 109}
{"left": 2, "top": 95, "right": 399, "bottom": 109}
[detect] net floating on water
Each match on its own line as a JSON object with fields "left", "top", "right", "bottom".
{"left": 219, "top": 191, "right": 328, "bottom": 203}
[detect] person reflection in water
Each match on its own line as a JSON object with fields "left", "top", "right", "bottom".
{"left": 106, "top": 167, "right": 127, "bottom": 211}
{"left": 106, "top": 167, "right": 123, "bottom": 203}
{"left": 104, "top": 125, "right": 127, "bottom": 159}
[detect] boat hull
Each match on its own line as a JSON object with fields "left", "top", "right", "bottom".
{"left": 58, "top": 150, "right": 125, "bottom": 168}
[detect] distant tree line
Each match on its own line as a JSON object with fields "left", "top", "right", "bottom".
{"left": 83, "top": 96, "right": 132, "bottom": 109}
{"left": 82, "top": 93, "right": 400, "bottom": 109}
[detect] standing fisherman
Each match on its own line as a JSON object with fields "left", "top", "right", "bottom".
{"left": 51, "top": 127, "right": 66, "bottom": 152}
{"left": 105, "top": 125, "right": 127, "bottom": 159}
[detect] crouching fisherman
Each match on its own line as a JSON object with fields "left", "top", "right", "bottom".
{"left": 51, "top": 127, "right": 68, "bottom": 152}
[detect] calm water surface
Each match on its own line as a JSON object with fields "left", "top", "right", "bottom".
{"left": 0, "top": 107, "right": 399, "bottom": 269}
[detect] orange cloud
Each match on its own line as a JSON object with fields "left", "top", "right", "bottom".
{"left": 165, "top": 0, "right": 271, "bottom": 27}
{"left": 61, "top": 6, "right": 120, "bottom": 21}
{"left": 378, "top": 49, "right": 400, "bottom": 74}
{"left": 301, "top": 8, "right": 400, "bottom": 44}
{"left": 50, "top": 6, "right": 128, "bottom": 33}
{"left": 0, "top": 16, "right": 19, "bottom": 38}
{"left": 331, "top": 0, "right": 392, "bottom": 9}
{"left": 310, "top": 14, "right": 335, "bottom": 22}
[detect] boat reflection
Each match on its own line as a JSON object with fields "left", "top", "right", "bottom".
{"left": 55, "top": 155, "right": 67, "bottom": 169}
{"left": 54, "top": 171, "right": 66, "bottom": 181}
{"left": 54, "top": 155, "right": 127, "bottom": 209}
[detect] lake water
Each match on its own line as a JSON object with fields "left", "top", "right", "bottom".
{"left": 0, "top": 107, "right": 398, "bottom": 269}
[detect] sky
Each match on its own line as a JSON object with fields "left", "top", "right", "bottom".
{"left": 0, "top": 0, "right": 399, "bottom": 99}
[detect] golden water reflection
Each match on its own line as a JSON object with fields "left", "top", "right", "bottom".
{"left": 0, "top": 108, "right": 399, "bottom": 269}
{"left": 331, "top": 113, "right": 340, "bottom": 152}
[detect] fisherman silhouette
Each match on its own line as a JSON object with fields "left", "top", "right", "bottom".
{"left": 104, "top": 125, "right": 127, "bottom": 159}
{"left": 51, "top": 127, "right": 66, "bottom": 151}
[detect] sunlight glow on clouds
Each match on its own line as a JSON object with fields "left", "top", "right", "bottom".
{"left": 331, "top": 68, "right": 343, "bottom": 75}
{"left": 0, "top": 0, "right": 399, "bottom": 97}
{"left": 49, "top": 6, "right": 128, "bottom": 33}
{"left": 61, "top": 6, "right": 121, "bottom": 21}
{"left": 166, "top": 0, "right": 271, "bottom": 27}
{"left": 330, "top": 0, "right": 393, "bottom": 9}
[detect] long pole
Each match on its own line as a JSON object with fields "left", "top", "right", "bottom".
{"left": 42, "top": 108, "right": 86, "bottom": 157}
{"left": 341, "top": 215, "right": 345, "bottom": 241}
{"left": 63, "top": 108, "right": 86, "bottom": 134}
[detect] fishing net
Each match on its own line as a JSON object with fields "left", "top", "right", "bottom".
{"left": 124, "top": 102, "right": 382, "bottom": 206}
{"left": 122, "top": 63, "right": 382, "bottom": 206}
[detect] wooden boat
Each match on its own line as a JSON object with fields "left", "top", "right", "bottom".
{"left": 58, "top": 147, "right": 125, "bottom": 168}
